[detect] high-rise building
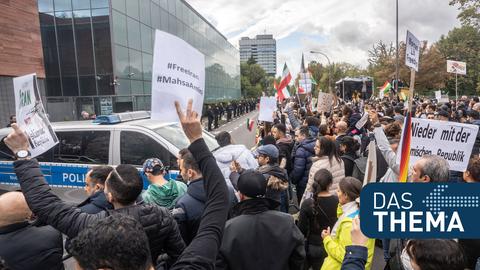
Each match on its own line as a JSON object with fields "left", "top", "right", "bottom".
{"left": 239, "top": 34, "right": 276, "bottom": 76}
{"left": 0, "top": 0, "right": 241, "bottom": 123}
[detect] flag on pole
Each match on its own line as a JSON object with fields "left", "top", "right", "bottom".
{"left": 278, "top": 63, "right": 292, "bottom": 91}
{"left": 275, "top": 80, "right": 290, "bottom": 101}
{"left": 379, "top": 81, "right": 392, "bottom": 94}
{"left": 398, "top": 112, "right": 412, "bottom": 182}
{"left": 308, "top": 68, "right": 317, "bottom": 85}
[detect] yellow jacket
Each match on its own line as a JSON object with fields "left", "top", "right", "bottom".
{"left": 320, "top": 208, "right": 375, "bottom": 270}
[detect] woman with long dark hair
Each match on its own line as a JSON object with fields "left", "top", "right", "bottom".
{"left": 298, "top": 169, "right": 338, "bottom": 270}
{"left": 339, "top": 136, "right": 360, "bottom": 177}
{"left": 302, "top": 136, "right": 345, "bottom": 202}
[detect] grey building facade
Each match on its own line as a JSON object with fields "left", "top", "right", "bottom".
{"left": 239, "top": 34, "right": 276, "bottom": 76}
{"left": 38, "top": 0, "right": 240, "bottom": 121}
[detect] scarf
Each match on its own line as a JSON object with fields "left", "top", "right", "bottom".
{"left": 331, "top": 201, "right": 359, "bottom": 237}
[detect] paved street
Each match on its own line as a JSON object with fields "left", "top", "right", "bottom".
{"left": 210, "top": 110, "right": 258, "bottom": 150}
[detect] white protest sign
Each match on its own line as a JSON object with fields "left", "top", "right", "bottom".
{"left": 447, "top": 60, "right": 467, "bottom": 75}
{"left": 151, "top": 30, "right": 205, "bottom": 122}
{"left": 355, "top": 112, "right": 369, "bottom": 130}
{"left": 396, "top": 118, "right": 478, "bottom": 172}
{"left": 435, "top": 90, "right": 442, "bottom": 100}
{"left": 258, "top": 97, "right": 277, "bottom": 122}
{"left": 14, "top": 74, "right": 58, "bottom": 157}
{"left": 438, "top": 95, "right": 450, "bottom": 103}
{"left": 405, "top": 30, "right": 420, "bottom": 72}
{"left": 317, "top": 92, "right": 333, "bottom": 112}
{"left": 363, "top": 140, "right": 377, "bottom": 186}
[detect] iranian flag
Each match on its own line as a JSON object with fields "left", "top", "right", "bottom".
{"left": 275, "top": 79, "right": 290, "bottom": 101}
{"left": 379, "top": 81, "right": 392, "bottom": 94}
{"left": 278, "top": 63, "right": 292, "bottom": 91}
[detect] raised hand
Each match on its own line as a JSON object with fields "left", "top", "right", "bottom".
{"left": 174, "top": 99, "right": 203, "bottom": 143}
{"left": 5, "top": 124, "right": 29, "bottom": 154}
{"left": 351, "top": 217, "right": 369, "bottom": 246}
{"left": 321, "top": 226, "right": 331, "bottom": 239}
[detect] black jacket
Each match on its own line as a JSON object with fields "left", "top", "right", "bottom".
{"left": 78, "top": 190, "right": 113, "bottom": 214}
{"left": 14, "top": 159, "right": 185, "bottom": 265}
{"left": 257, "top": 164, "right": 289, "bottom": 204}
{"left": 216, "top": 199, "right": 305, "bottom": 270}
{"left": 290, "top": 137, "right": 316, "bottom": 186}
{"left": 166, "top": 139, "right": 230, "bottom": 270}
{"left": 341, "top": 152, "right": 358, "bottom": 177}
{"left": 173, "top": 179, "right": 236, "bottom": 245}
{"left": 0, "top": 222, "right": 64, "bottom": 270}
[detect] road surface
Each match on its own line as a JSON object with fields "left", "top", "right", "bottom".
{"left": 210, "top": 110, "right": 258, "bottom": 149}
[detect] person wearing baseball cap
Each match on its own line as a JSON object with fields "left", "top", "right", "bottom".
{"left": 142, "top": 158, "right": 187, "bottom": 209}
{"left": 217, "top": 170, "right": 305, "bottom": 269}
{"left": 230, "top": 144, "right": 289, "bottom": 212}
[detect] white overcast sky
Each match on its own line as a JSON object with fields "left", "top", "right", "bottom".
{"left": 186, "top": 0, "right": 461, "bottom": 76}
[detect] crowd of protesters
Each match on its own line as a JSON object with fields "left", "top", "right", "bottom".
{"left": 204, "top": 99, "right": 257, "bottom": 131}
{"left": 1, "top": 93, "right": 480, "bottom": 270}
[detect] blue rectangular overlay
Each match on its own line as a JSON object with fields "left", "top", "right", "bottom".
{"left": 360, "top": 183, "right": 480, "bottom": 239}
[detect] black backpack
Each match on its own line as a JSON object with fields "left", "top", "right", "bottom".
{"left": 352, "top": 157, "right": 368, "bottom": 181}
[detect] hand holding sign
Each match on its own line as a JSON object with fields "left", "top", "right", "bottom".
{"left": 174, "top": 99, "right": 203, "bottom": 143}
{"left": 5, "top": 124, "right": 29, "bottom": 155}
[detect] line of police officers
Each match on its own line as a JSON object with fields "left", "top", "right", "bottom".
{"left": 205, "top": 99, "right": 258, "bottom": 131}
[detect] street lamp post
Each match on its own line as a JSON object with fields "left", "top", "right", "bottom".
{"left": 310, "top": 50, "right": 332, "bottom": 94}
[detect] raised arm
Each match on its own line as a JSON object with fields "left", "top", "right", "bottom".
{"left": 170, "top": 100, "right": 229, "bottom": 270}
{"left": 6, "top": 124, "right": 94, "bottom": 238}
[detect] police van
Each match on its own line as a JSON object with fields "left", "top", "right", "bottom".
{"left": 0, "top": 111, "right": 219, "bottom": 189}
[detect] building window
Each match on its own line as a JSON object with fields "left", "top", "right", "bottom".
{"left": 126, "top": 0, "right": 139, "bottom": 19}
{"left": 127, "top": 17, "right": 141, "bottom": 50}
{"left": 56, "top": 11, "right": 79, "bottom": 96}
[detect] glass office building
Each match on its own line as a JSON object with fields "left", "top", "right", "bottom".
{"left": 38, "top": 0, "right": 240, "bottom": 121}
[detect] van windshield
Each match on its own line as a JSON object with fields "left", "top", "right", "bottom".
{"left": 154, "top": 124, "right": 219, "bottom": 152}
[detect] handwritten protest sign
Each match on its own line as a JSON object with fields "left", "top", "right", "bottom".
{"left": 14, "top": 73, "right": 58, "bottom": 157}
{"left": 397, "top": 118, "right": 478, "bottom": 172}
{"left": 258, "top": 97, "right": 277, "bottom": 122}
{"left": 405, "top": 30, "right": 420, "bottom": 72}
{"left": 151, "top": 30, "right": 205, "bottom": 122}
{"left": 317, "top": 92, "right": 333, "bottom": 112}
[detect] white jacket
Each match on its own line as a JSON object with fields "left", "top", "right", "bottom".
{"left": 213, "top": 144, "right": 258, "bottom": 183}
{"left": 373, "top": 127, "right": 400, "bottom": 182}
{"left": 303, "top": 156, "right": 345, "bottom": 202}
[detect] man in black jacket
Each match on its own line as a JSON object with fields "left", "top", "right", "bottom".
{"left": 216, "top": 171, "right": 305, "bottom": 270}
{"left": 4, "top": 124, "right": 185, "bottom": 266}
{"left": 0, "top": 191, "right": 64, "bottom": 270}
{"left": 173, "top": 149, "right": 236, "bottom": 244}
{"left": 79, "top": 165, "right": 113, "bottom": 214}
{"left": 164, "top": 99, "right": 230, "bottom": 270}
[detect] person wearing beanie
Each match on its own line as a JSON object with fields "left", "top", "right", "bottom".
{"left": 216, "top": 171, "right": 305, "bottom": 270}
